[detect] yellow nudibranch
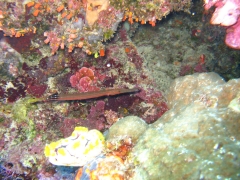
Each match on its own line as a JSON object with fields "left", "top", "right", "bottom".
{"left": 44, "top": 126, "right": 105, "bottom": 166}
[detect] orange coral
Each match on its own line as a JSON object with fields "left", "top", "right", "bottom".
{"left": 10, "top": 28, "right": 16, "bottom": 36}
{"left": 86, "top": 0, "right": 109, "bottom": 26}
{"left": 90, "top": 156, "right": 125, "bottom": 180}
{"left": 106, "top": 138, "right": 133, "bottom": 160}
{"left": 128, "top": 17, "right": 133, "bottom": 24}
{"left": 26, "top": 1, "right": 35, "bottom": 7}
{"left": 61, "top": 11, "right": 67, "bottom": 18}
{"left": 128, "top": 12, "right": 132, "bottom": 18}
{"left": 57, "top": 4, "right": 64, "bottom": 12}
{"left": 34, "top": 3, "right": 41, "bottom": 9}
{"left": 68, "top": 43, "right": 74, "bottom": 52}
{"left": 122, "top": 15, "right": 127, "bottom": 21}
{"left": 15, "top": 32, "right": 22, "bottom": 37}
{"left": 74, "top": 137, "right": 133, "bottom": 179}
{"left": 86, "top": 49, "right": 92, "bottom": 55}
{"left": 100, "top": 49, "right": 105, "bottom": 56}
{"left": 125, "top": 47, "right": 130, "bottom": 53}
{"left": 78, "top": 41, "right": 84, "bottom": 48}
{"left": 32, "top": 9, "right": 40, "bottom": 16}
{"left": 149, "top": 21, "right": 156, "bottom": 27}
{"left": 66, "top": 12, "right": 73, "bottom": 20}
{"left": 141, "top": 19, "right": 145, "bottom": 24}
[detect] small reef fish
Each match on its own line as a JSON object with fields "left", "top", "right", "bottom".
{"left": 44, "top": 88, "right": 139, "bottom": 102}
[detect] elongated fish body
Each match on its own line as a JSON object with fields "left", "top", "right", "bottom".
{"left": 47, "top": 88, "right": 139, "bottom": 101}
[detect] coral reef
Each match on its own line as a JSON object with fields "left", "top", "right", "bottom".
{"left": 0, "top": 0, "right": 239, "bottom": 179}
{"left": 71, "top": 72, "right": 239, "bottom": 179}
{"left": 70, "top": 67, "right": 99, "bottom": 92}
{"left": 74, "top": 133, "right": 134, "bottom": 179}
{"left": 0, "top": 0, "right": 191, "bottom": 55}
{"left": 59, "top": 75, "right": 240, "bottom": 179}
{"left": 129, "top": 73, "right": 240, "bottom": 179}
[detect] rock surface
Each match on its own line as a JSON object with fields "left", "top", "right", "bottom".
{"left": 126, "top": 73, "right": 240, "bottom": 179}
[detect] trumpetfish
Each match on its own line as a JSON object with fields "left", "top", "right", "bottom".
{"left": 44, "top": 88, "right": 139, "bottom": 102}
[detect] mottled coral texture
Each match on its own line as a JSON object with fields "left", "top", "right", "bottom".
{"left": 70, "top": 67, "right": 99, "bottom": 92}
{"left": 0, "top": 0, "right": 191, "bottom": 54}
{"left": 108, "top": 73, "right": 240, "bottom": 180}
{"left": 130, "top": 72, "right": 240, "bottom": 179}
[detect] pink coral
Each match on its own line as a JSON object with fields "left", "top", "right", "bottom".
{"left": 44, "top": 31, "right": 61, "bottom": 55}
{"left": 204, "top": 0, "right": 240, "bottom": 49}
{"left": 70, "top": 67, "right": 100, "bottom": 92}
{"left": 204, "top": 0, "right": 219, "bottom": 10}
{"left": 77, "top": 76, "right": 93, "bottom": 92}
{"left": 210, "top": 0, "right": 240, "bottom": 26}
{"left": 225, "top": 19, "right": 240, "bottom": 49}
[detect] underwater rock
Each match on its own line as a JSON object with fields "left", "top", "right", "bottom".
{"left": 130, "top": 72, "right": 240, "bottom": 179}
{"left": 106, "top": 116, "right": 148, "bottom": 143}
{"left": 228, "top": 93, "right": 240, "bottom": 112}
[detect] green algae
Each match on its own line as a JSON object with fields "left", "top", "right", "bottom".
{"left": 103, "top": 30, "right": 114, "bottom": 41}
{"left": 22, "top": 154, "right": 37, "bottom": 168}
{"left": 25, "top": 118, "right": 37, "bottom": 140}
{"left": 12, "top": 96, "right": 41, "bottom": 122}
{"left": 146, "top": 2, "right": 157, "bottom": 10}
{"left": 0, "top": 117, "right": 4, "bottom": 123}
{"left": 11, "top": 97, "right": 41, "bottom": 140}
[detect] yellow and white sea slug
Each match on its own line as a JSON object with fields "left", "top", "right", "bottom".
{"left": 44, "top": 126, "right": 105, "bottom": 166}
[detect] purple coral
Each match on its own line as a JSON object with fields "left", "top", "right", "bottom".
{"left": 136, "top": 88, "right": 168, "bottom": 123}
{"left": 27, "top": 84, "right": 47, "bottom": 98}
{"left": 87, "top": 100, "right": 106, "bottom": 131}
